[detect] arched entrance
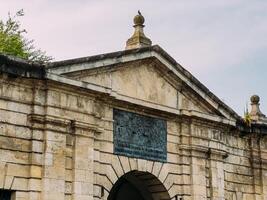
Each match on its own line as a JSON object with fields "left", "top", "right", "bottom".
{"left": 108, "top": 171, "right": 170, "bottom": 200}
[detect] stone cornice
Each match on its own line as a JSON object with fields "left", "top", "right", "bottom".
{"left": 72, "top": 121, "right": 104, "bottom": 135}
{"left": 28, "top": 114, "right": 70, "bottom": 127}
{"left": 181, "top": 110, "right": 236, "bottom": 127}
{"left": 45, "top": 72, "right": 237, "bottom": 127}
{"left": 179, "top": 144, "right": 228, "bottom": 160}
{"left": 28, "top": 114, "right": 104, "bottom": 136}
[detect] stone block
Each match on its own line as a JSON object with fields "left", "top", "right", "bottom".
{"left": 28, "top": 179, "right": 41, "bottom": 191}
{"left": 46, "top": 131, "right": 66, "bottom": 143}
{"left": 42, "top": 192, "right": 65, "bottom": 200}
{"left": 73, "top": 169, "right": 86, "bottom": 182}
{"left": 93, "top": 185, "right": 101, "bottom": 198}
{"left": 45, "top": 140, "right": 65, "bottom": 154}
{"left": 167, "top": 153, "right": 179, "bottom": 163}
{"left": 95, "top": 174, "right": 112, "bottom": 191}
{"left": 104, "top": 164, "right": 117, "bottom": 184}
{"left": 128, "top": 158, "right": 138, "bottom": 171}
{"left": 44, "top": 165, "right": 65, "bottom": 179}
{"left": 30, "top": 166, "right": 42, "bottom": 178}
{"left": 167, "top": 142, "right": 178, "bottom": 153}
{"left": 65, "top": 182, "right": 72, "bottom": 194}
{"left": 73, "top": 181, "right": 82, "bottom": 194}
{"left": 137, "top": 159, "right": 147, "bottom": 172}
{"left": 119, "top": 156, "right": 131, "bottom": 173}
{"left": 0, "top": 124, "right": 31, "bottom": 139}
{"left": 0, "top": 136, "right": 31, "bottom": 152}
{"left": 32, "top": 140, "right": 43, "bottom": 153}
{"left": 65, "top": 157, "right": 72, "bottom": 169}
{"left": 100, "top": 141, "right": 113, "bottom": 153}
{"left": 81, "top": 182, "right": 93, "bottom": 195}
{"left": 31, "top": 153, "right": 42, "bottom": 166}
{"left": 0, "top": 110, "right": 28, "bottom": 126}
{"left": 182, "top": 165, "right": 190, "bottom": 174}
{"left": 43, "top": 152, "right": 53, "bottom": 166}
{"left": 192, "top": 174, "right": 206, "bottom": 185}
{"left": 13, "top": 191, "right": 29, "bottom": 200}
{"left": 72, "top": 194, "right": 94, "bottom": 200}
{"left": 152, "top": 162, "right": 163, "bottom": 177}
{"left": 193, "top": 185, "right": 207, "bottom": 196}
{"left": 167, "top": 134, "right": 179, "bottom": 143}
{"left": 0, "top": 162, "right": 5, "bottom": 188}
{"left": 28, "top": 191, "right": 41, "bottom": 200}
{"left": 0, "top": 149, "right": 29, "bottom": 164}
{"left": 43, "top": 178, "right": 65, "bottom": 193}
{"left": 111, "top": 156, "right": 124, "bottom": 178}
{"left": 65, "top": 194, "right": 72, "bottom": 200}
{"left": 167, "top": 121, "right": 179, "bottom": 135}
{"left": 146, "top": 160, "right": 154, "bottom": 173}
{"left": 11, "top": 177, "right": 28, "bottom": 191}
{"left": 7, "top": 163, "right": 29, "bottom": 177}
{"left": 32, "top": 130, "right": 44, "bottom": 140}
{"left": 65, "top": 169, "right": 72, "bottom": 182}
{"left": 3, "top": 175, "right": 13, "bottom": 189}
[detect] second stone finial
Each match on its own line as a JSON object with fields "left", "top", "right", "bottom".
{"left": 126, "top": 11, "right": 152, "bottom": 50}
{"left": 250, "top": 95, "right": 266, "bottom": 121}
{"left": 134, "top": 10, "right": 145, "bottom": 26}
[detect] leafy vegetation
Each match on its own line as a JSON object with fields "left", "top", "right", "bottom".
{"left": 0, "top": 9, "right": 52, "bottom": 63}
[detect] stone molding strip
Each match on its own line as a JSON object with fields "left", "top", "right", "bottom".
{"left": 28, "top": 114, "right": 104, "bottom": 136}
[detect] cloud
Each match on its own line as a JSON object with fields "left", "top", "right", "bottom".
{"left": 0, "top": 0, "right": 266, "bottom": 115}
{"left": 152, "top": 1, "right": 267, "bottom": 71}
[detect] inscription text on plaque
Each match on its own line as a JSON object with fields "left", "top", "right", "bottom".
{"left": 113, "top": 109, "right": 167, "bottom": 162}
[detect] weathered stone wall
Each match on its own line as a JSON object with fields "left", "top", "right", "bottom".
{"left": 223, "top": 133, "right": 267, "bottom": 200}
{"left": 0, "top": 74, "right": 43, "bottom": 200}
{"left": 0, "top": 73, "right": 267, "bottom": 200}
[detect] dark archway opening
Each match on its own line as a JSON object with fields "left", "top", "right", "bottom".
{"left": 108, "top": 171, "right": 170, "bottom": 200}
{"left": 0, "top": 189, "right": 12, "bottom": 200}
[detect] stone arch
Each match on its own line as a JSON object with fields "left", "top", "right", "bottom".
{"left": 107, "top": 170, "right": 171, "bottom": 200}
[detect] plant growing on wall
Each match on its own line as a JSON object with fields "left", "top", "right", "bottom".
{"left": 243, "top": 104, "right": 251, "bottom": 127}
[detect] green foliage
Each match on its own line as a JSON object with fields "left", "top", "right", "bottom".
{"left": 0, "top": 9, "right": 52, "bottom": 63}
{"left": 243, "top": 104, "right": 251, "bottom": 127}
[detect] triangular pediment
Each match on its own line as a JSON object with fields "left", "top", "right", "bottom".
{"left": 71, "top": 59, "right": 180, "bottom": 108}
{"left": 47, "top": 45, "right": 240, "bottom": 123}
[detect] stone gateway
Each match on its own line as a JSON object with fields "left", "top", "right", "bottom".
{"left": 0, "top": 12, "right": 267, "bottom": 200}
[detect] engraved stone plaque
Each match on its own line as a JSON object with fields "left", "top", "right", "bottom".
{"left": 113, "top": 109, "right": 167, "bottom": 162}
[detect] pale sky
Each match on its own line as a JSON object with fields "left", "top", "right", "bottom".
{"left": 1, "top": 0, "right": 267, "bottom": 116}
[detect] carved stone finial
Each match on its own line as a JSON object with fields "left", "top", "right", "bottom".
{"left": 250, "top": 95, "right": 260, "bottom": 104}
{"left": 249, "top": 94, "right": 266, "bottom": 121}
{"left": 126, "top": 11, "right": 152, "bottom": 50}
{"left": 134, "top": 10, "right": 145, "bottom": 26}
